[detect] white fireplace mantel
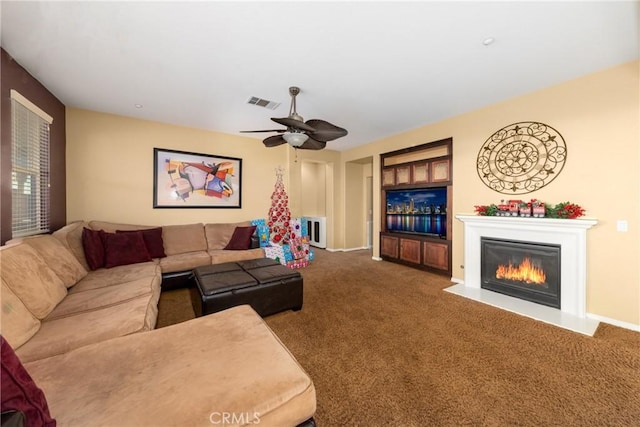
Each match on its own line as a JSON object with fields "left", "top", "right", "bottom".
{"left": 447, "top": 214, "right": 599, "bottom": 335}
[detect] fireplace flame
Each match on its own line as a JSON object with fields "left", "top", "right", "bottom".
{"left": 495, "top": 257, "right": 546, "bottom": 284}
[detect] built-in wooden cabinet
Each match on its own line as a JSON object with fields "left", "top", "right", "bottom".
{"left": 380, "top": 138, "right": 452, "bottom": 276}
{"left": 400, "top": 238, "right": 421, "bottom": 264}
{"left": 380, "top": 233, "right": 451, "bottom": 272}
{"left": 381, "top": 155, "right": 451, "bottom": 188}
{"left": 423, "top": 241, "right": 449, "bottom": 271}
{"left": 380, "top": 235, "right": 399, "bottom": 258}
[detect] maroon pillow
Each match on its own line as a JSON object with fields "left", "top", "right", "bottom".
{"left": 224, "top": 226, "right": 257, "bottom": 250}
{"left": 1, "top": 336, "right": 56, "bottom": 426}
{"left": 103, "top": 231, "right": 152, "bottom": 268}
{"left": 116, "top": 228, "right": 166, "bottom": 258}
{"left": 82, "top": 227, "right": 106, "bottom": 270}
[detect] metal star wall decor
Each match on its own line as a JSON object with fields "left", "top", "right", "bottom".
{"left": 476, "top": 121, "right": 567, "bottom": 194}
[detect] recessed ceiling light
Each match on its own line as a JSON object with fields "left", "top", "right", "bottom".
{"left": 482, "top": 37, "right": 495, "bottom": 46}
{"left": 134, "top": 104, "right": 143, "bottom": 109}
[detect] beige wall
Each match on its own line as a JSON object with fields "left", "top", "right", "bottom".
{"left": 341, "top": 60, "right": 640, "bottom": 326}
{"left": 300, "top": 161, "right": 326, "bottom": 217}
{"left": 66, "top": 108, "right": 292, "bottom": 225}
{"left": 287, "top": 149, "right": 342, "bottom": 249}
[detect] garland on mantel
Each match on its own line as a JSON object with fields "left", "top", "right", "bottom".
{"left": 474, "top": 199, "right": 585, "bottom": 219}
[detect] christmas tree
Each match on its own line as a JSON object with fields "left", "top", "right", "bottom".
{"left": 267, "top": 166, "right": 293, "bottom": 244}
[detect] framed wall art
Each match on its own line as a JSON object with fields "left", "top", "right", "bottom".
{"left": 153, "top": 148, "right": 242, "bottom": 208}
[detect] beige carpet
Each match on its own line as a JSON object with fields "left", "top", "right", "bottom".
{"left": 156, "top": 249, "right": 640, "bottom": 426}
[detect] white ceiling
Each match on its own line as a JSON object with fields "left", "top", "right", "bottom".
{"left": 1, "top": 1, "right": 638, "bottom": 152}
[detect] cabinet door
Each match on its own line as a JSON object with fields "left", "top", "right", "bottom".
{"left": 423, "top": 241, "right": 449, "bottom": 270}
{"left": 381, "top": 235, "right": 399, "bottom": 258}
{"left": 431, "top": 159, "right": 450, "bottom": 183}
{"left": 400, "top": 238, "right": 421, "bottom": 264}
{"left": 395, "top": 165, "right": 411, "bottom": 185}
{"left": 382, "top": 168, "right": 396, "bottom": 187}
{"left": 412, "top": 162, "right": 429, "bottom": 184}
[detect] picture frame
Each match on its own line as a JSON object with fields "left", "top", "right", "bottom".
{"left": 153, "top": 148, "right": 242, "bottom": 208}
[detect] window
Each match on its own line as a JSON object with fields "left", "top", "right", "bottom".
{"left": 10, "top": 90, "right": 53, "bottom": 238}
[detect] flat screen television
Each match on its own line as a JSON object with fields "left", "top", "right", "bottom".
{"left": 385, "top": 187, "right": 447, "bottom": 238}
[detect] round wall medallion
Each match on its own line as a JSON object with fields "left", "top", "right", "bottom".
{"left": 476, "top": 121, "right": 567, "bottom": 194}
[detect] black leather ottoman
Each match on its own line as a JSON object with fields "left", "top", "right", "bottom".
{"left": 190, "top": 258, "right": 303, "bottom": 317}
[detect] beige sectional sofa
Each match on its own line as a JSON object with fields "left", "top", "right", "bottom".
{"left": 0, "top": 220, "right": 316, "bottom": 426}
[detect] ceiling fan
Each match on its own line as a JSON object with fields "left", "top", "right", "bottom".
{"left": 241, "top": 86, "right": 348, "bottom": 150}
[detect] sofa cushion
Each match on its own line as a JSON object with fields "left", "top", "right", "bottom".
{"left": 205, "top": 221, "right": 251, "bottom": 250}
{"left": 158, "top": 251, "right": 211, "bottom": 274}
{"left": 1, "top": 336, "right": 56, "bottom": 427}
{"left": 0, "top": 280, "right": 41, "bottom": 349}
{"left": 23, "top": 305, "right": 315, "bottom": 426}
{"left": 22, "top": 235, "right": 88, "bottom": 288}
{"left": 16, "top": 294, "right": 160, "bottom": 363}
{"left": 103, "top": 231, "right": 152, "bottom": 268}
{"left": 0, "top": 244, "right": 67, "bottom": 320}
{"left": 210, "top": 248, "right": 265, "bottom": 265}
{"left": 69, "top": 262, "right": 160, "bottom": 293}
{"left": 224, "top": 226, "right": 257, "bottom": 250}
{"left": 117, "top": 227, "right": 166, "bottom": 258}
{"left": 52, "top": 221, "right": 90, "bottom": 270}
{"left": 82, "top": 227, "right": 106, "bottom": 270}
{"left": 47, "top": 276, "right": 161, "bottom": 321}
{"left": 162, "top": 223, "right": 207, "bottom": 256}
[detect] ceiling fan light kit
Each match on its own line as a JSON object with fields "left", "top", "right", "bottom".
{"left": 241, "top": 86, "right": 348, "bottom": 150}
{"left": 283, "top": 132, "right": 309, "bottom": 147}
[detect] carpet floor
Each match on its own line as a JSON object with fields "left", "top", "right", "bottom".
{"left": 156, "top": 249, "right": 640, "bottom": 426}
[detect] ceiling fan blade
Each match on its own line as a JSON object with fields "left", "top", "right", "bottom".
{"left": 271, "top": 117, "right": 316, "bottom": 132}
{"left": 297, "top": 136, "right": 326, "bottom": 150}
{"left": 305, "top": 119, "right": 348, "bottom": 142}
{"left": 240, "top": 129, "right": 286, "bottom": 133}
{"left": 263, "top": 135, "right": 288, "bottom": 147}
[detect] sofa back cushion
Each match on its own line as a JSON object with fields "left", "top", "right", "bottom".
{"left": 88, "top": 220, "right": 155, "bottom": 233}
{"left": 0, "top": 244, "right": 67, "bottom": 319}
{"left": 52, "top": 221, "right": 90, "bottom": 270}
{"left": 116, "top": 227, "right": 166, "bottom": 259}
{"left": 22, "top": 235, "right": 88, "bottom": 287}
{"left": 162, "top": 223, "right": 207, "bottom": 256}
{"left": 205, "top": 221, "right": 252, "bottom": 250}
{"left": 0, "top": 280, "right": 41, "bottom": 349}
{"left": 82, "top": 227, "right": 106, "bottom": 270}
{"left": 103, "top": 231, "right": 152, "bottom": 268}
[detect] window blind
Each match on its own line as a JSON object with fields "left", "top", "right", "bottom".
{"left": 10, "top": 90, "right": 52, "bottom": 238}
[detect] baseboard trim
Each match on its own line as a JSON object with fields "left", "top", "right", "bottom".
{"left": 372, "top": 256, "right": 382, "bottom": 261}
{"left": 343, "top": 246, "right": 368, "bottom": 252}
{"left": 325, "top": 247, "right": 369, "bottom": 253}
{"left": 586, "top": 313, "right": 640, "bottom": 332}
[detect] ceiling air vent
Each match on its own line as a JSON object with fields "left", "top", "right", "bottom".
{"left": 247, "top": 96, "right": 280, "bottom": 110}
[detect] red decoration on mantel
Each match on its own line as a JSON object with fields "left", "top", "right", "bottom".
{"left": 474, "top": 199, "right": 585, "bottom": 219}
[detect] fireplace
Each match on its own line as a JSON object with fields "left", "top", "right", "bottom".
{"left": 481, "top": 238, "right": 561, "bottom": 309}
{"left": 449, "top": 215, "right": 598, "bottom": 335}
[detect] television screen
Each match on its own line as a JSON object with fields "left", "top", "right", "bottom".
{"left": 385, "top": 187, "right": 447, "bottom": 237}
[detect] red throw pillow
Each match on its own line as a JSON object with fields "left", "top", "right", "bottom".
{"left": 224, "top": 226, "right": 257, "bottom": 250}
{"left": 82, "top": 227, "right": 106, "bottom": 270}
{"left": 1, "top": 336, "right": 56, "bottom": 426}
{"left": 103, "top": 231, "right": 152, "bottom": 268}
{"left": 116, "top": 227, "right": 166, "bottom": 258}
